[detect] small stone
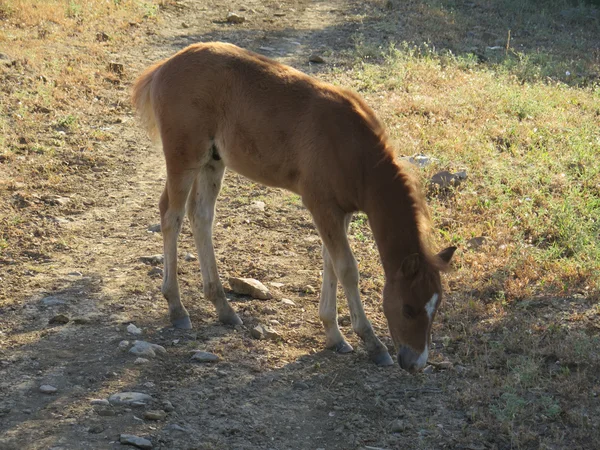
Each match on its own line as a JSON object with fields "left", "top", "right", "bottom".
{"left": 162, "top": 400, "right": 175, "bottom": 412}
{"left": 39, "top": 385, "right": 57, "bottom": 394}
{"left": 96, "top": 32, "right": 110, "bottom": 42}
{"left": 250, "top": 200, "right": 266, "bottom": 211}
{"left": 229, "top": 277, "right": 272, "bottom": 300}
{"left": 226, "top": 12, "right": 246, "bottom": 23}
{"left": 304, "top": 285, "right": 316, "bottom": 294}
{"left": 90, "top": 399, "right": 110, "bottom": 406}
{"left": 165, "top": 423, "right": 187, "bottom": 433}
{"left": 293, "top": 381, "right": 309, "bottom": 390}
{"left": 181, "top": 22, "right": 190, "bottom": 28}
{"left": 281, "top": 298, "right": 295, "bottom": 306}
{"left": 315, "top": 399, "right": 327, "bottom": 409}
{"left": 184, "top": 252, "right": 196, "bottom": 262}
{"left": 423, "top": 365, "right": 434, "bottom": 374}
{"left": 402, "top": 154, "right": 437, "bottom": 167}
{"left": 269, "top": 282, "right": 285, "bottom": 288}
{"left": 467, "top": 236, "right": 486, "bottom": 249}
{"left": 250, "top": 325, "right": 265, "bottom": 340}
{"left": 391, "top": 419, "right": 409, "bottom": 432}
{"left": 96, "top": 406, "right": 116, "bottom": 416}
{"left": 309, "top": 53, "right": 325, "bottom": 63}
{"left": 73, "top": 316, "right": 92, "bottom": 324}
{"left": 191, "top": 351, "right": 220, "bottom": 363}
{"left": 118, "top": 340, "right": 130, "bottom": 350}
{"left": 148, "top": 267, "right": 163, "bottom": 277}
{"left": 68, "top": 271, "right": 83, "bottom": 276}
{"left": 40, "top": 296, "right": 66, "bottom": 307}
{"left": 139, "top": 254, "right": 164, "bottom": 266}
{"left": 127, "top": 323, "right": 143, "bottom": 335}
{"left": 134, "top": 358, "right": 150, "bottom": 365}
{"left": 88, "top": 423, "right": 106, "bottom": 434}
{"left": 338, "top": 315, "right": 351, "bottom": 327}
{"left": 143, "top": 409, "right": 166, "bottom": 420}
{"left": 430, "top": 170, "right": 467, "bottom": 190}
{"left": 263, "top": 326, "right": 282, "bottom": 341}
{"left": 119, "top": 434, "right": 152, "bottom": 449}
{"left": 108, "top": 392, "right": 152, "bottom": 406}
{"left": 49, "top": 314, "right": 69, "bottom": 325}
{"left": 147, "top": 223, "right": 161, "bottom": 233}
{"left": 129, "top": 341, "right": 167, "bottom": 358}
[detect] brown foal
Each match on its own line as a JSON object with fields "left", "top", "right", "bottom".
{"left": 132, "top": 42, "right": 455, "bottom": 370}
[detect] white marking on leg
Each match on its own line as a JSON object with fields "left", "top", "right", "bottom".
{"left": 425, "top": 293, "right": 439, "bottom": 320}
{"left": 319, "top": 246, "right": 344, "bottom": 347}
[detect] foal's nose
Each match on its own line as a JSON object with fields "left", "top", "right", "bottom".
{"left": 398, "top": 345, "right": 427, "bottom": 372}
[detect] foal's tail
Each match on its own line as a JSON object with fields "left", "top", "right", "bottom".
{"left": 131, "top": 61, "right": 163, "bottom": 143}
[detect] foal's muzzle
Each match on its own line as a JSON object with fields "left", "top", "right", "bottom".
{"left": 398, "top": 345, "right": 428, "bottom": 372}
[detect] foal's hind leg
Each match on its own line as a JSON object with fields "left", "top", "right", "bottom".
{"left": 320, "top": 214, "right": 353, "bottom": 354}
{"left": 310, "top": 205, "right": 393, "bottom": 366}
{"left": 160, "top": 171, "right": 196, "bottom": 329}
{"left": 187, "top": 159, "right": 242, "bottom": 325}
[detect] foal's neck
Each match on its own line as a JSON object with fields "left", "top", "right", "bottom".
{"left": 362, "top": 149, "right": 425, "bottom": 278}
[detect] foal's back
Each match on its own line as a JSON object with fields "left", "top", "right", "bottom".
{"left": 147, "top": 42, "right": 387, "bottom": 211}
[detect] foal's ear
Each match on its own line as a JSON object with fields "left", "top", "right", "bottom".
{"left": 400, "top": 253, "right": 421, "bottom": 278}
{"left": 437, "top": 246, "right": 457, "bottom": 268}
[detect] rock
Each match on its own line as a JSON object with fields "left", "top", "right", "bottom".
{"left": 165, "top": 423, "right": 187, "bottom": 433}
{"left": 315, "top": 399, "right": 328, "bottom": 410}
{"left": 148, "top": 267, "right": 163, "bottom": 277}
{"left": 402, "top": 154, "right": 437, "bottom": 168}
{"left": 68, "top": 271, "right": 83, "bottom": 276}
{"left": 40, "top": 296, "right": 66, "bottom": 307}
{"left": 250, "top": 325, "right": 265, "bottom": 340}
{"left": 304, "top": 285, "right": 316, "bottom": 294}
{"left": 118, "top": 340, "right": 130, "bottom": 350}
{"left": 250, "top": 200, "right": 266, "bottom": 211}
{"left": 49, "top": 314, "right": 69, "bottom": 325}
{"left": 309, "top": 53, "right": 325, "bottom": 63}
{"left": 90, "top": 399, "right": 110, "bottom": 406}
{"left": 95, "top": 406, "right": 116, "bottom": 416}
{"left": 226, "top": 12, "right": 246, "bottom": 23}
{"left": 134, "top": 358, "right": 150, "bottom": 365}
{"left": 162, "top": 400, "right": 175, "bottom": 412}
{"left": 108, "top": 392, "right": 152, "bottom": 406}
{"left": 143, "top": 409, "right": 166, "bottom": 420}
{"left": 129, "top": 341, "right": 166, "bottom": 358}
{"left": 430, "top": 170, "right": 467, "bottom": 190}
{"left": 139, "top": 254, "right": 164, "bottom": 266}
{"left": 96, "top": 32, "right": 110, "bottom": 42}
{"left": 127, "top": 323, "right": 143, "bottom": 335}
{"left": 467, "top": 236, "right": 487, "bottom": 249}
{"left": 88, "top": 423, "right": 106, "bottom": 434}
{"left": 269, "top": 282, "right": 285, "bottom": 288}
{"left": 191, "top": 351, "right": 220, "bottom": 363}
{"left": 229, "top": 277, "right": 271, "bottom": 299}
{"left": 293, "top": 381, "right": 309, "bottom": 390}
{"left": 39, "top": 385, "right": 57, "bottom": 394}
{"left": 338, "top": 315, "right": 351, "bottom": 327}
{"left": 181, "top": 22, "right": 190, "bottom": 28}
{"left": 184, "top": 252, "right": 196, "bottom": 262}
{"left": 119, "top": 434, "right": 152, "bottom": 449}
{"left": 73, "top": 316, "right": 92, "bottom": 324}
{"left": 147, "top": 223, "right": 161, "bottom": 233}
{"left": 281, "top": 298, "right": 295, "bottom": 306}
{"left": 391, "top": 419, "right": 409, "bottom": 432}
{"left": 423, "top": 365, "right": 434, "bottom": 374}
{"left": 41, "top": 195, "right": 70, "bottom": 206}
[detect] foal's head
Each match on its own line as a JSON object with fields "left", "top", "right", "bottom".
{"left": 383, "top": 247, "right": 456, "bottom": 371}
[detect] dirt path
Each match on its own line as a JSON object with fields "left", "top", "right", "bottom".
{"left": 0, "top": 1, "right": 556, "bottom": 449}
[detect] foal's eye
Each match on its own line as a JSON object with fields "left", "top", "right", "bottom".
{"left": 402, "top": 305, "right": 417, "bottom": 319}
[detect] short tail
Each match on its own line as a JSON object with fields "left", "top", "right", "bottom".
{"left": 131, "top": 61, "right": 163, "bottom": 143}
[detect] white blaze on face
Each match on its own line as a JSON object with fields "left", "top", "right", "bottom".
{"left": 425, "top": 293, "right": 439, "bottom": 320}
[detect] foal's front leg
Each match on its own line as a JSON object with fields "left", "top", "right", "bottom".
{"left": 312, "top": 207, "right": 393, "bottom": 366}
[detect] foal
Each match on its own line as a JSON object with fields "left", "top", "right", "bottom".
{"left": 132, "top": 42, "right": 455, "bottom": 370}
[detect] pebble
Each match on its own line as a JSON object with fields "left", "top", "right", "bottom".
{"left": 120, "top": 434, "right": 152, "bottom": 449}
{"left": 402, "top": 154, "right": 437, "bottom": 167}
{"left": 39, "top": 385, "right": 57, "bottom": 394}
{"left": 129, "top": 341, "right": 167, "bottom": 358}
{"left": 184, "top": 252, "right": 196, "bottom": 262}
{"left": 148, "top": 267, "right": 163, "bottom": 277}
{"left": 281, "top": 298, "right": 295, "bottom": 306}
{"left": 162, "top": 400, "right": 175, "bottom": 412}
{"left": 147, "top": 223, "right": 161, "bottom": 233}
{"left": 90, "top": 399, "right": 110, "bottom": 406}
{"left": 250, "top": 325, "right": 265, "bottom": 340}
{"left": 118, "top": 340, "right": 130, "bottom": 350}
{"left": 391, "top": 419, "right": 409, "bottom": 432}
{"left": 423, "top": 365, "right": 434, "bottom": 374}
{"left": 309, "top": 53, "right": 325, "bottom": 63}
{"left": 226, "top": 12, "right": 246, "bottom": 23}
{"left": 108, "top": 392, "right": 152, "bottom": 406}
{"left": 139, "top": 254, "right": 164, "bottom": 266}
{"left": 315, "top": 399, "right": 328, "bottom": 409}
{"left": 88, "top": 423, "right": 106, "bottom": 434}
{"left": 467, "top": 236, "right": 487, "bottom": 249}
{"left": 68, "top": 271, "right": 83, "bottom": 276}
{"left": 165, "top": 423, "right": 187, "bottom": 433}
{"left": 49, "top": 314, "right": 69, "bottom": 325}
{"left": 134, "top": 358, "right": 150, "bottom": 365}
{"left": 304, "top": 285, "right": 316, "bottom": 294}
{"left": 95, "top": 407, "right": 116, "bottom": 417}
{"left": 229, "top": 277, "right": 272, "bottom": 299}
{"left": 430, "top": 170, "right": 468, "bottom": 190}
{"left": 250, "top": 200, "right": 266, "bottom": 211}
{"left": 191, "top": 351, "right": 220, "bottom": 363}
{"left": 127, "top": 323, "right": 143, "bottom": 335}
{"left": 143, "top": 409, "right": 166, "bottom": 420}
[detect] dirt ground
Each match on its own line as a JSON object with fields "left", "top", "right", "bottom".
{"left": 0, "top": 1, "right": 598, "bottom": 449}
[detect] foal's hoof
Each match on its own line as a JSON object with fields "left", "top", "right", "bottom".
{"left": 220, "top": 312, "right": 243, "bottom": 326}
{"left": 329, "top": 340, "right": 354, "bottom": 354}
{"left": 172, "top": 316, "right": 193, "bottom": 330}
{"left": 371, "top": 351, "right": 394, "bottom": 367}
